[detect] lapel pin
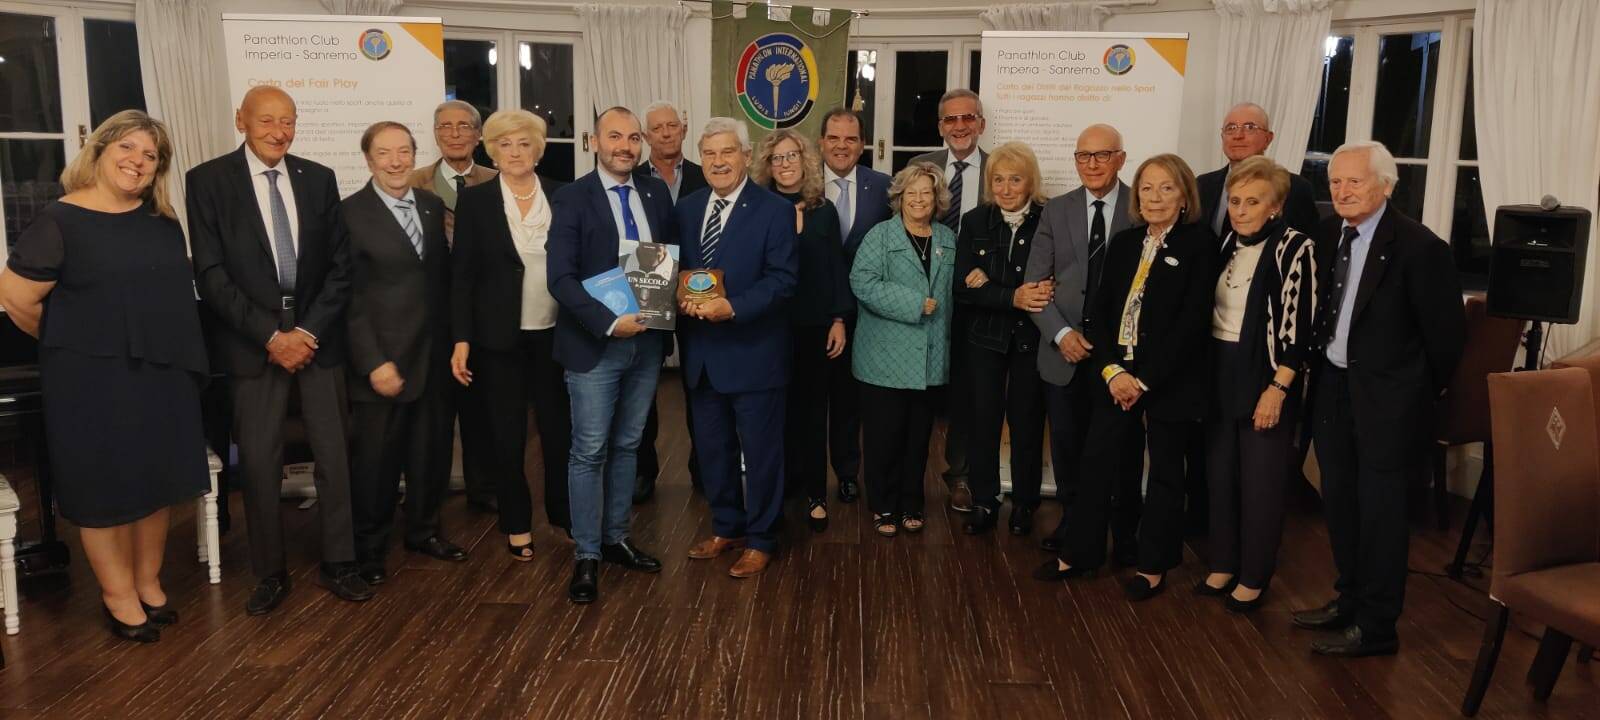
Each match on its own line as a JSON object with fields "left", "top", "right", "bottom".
{"left": 978, "top": 249, "right": 986, "bottom": 256}
{"left": 1164, "top": 256, "right": 1180, "bottom": 266}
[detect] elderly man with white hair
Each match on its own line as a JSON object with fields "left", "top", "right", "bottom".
{"left": 635, "top": 101, "right": 709, "bottom": 204}
{"left": 1291, "top": 140, "right": 1465, "bottom": 657}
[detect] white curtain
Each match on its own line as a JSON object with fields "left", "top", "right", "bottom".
{"left": 319, "top": 0, "right": 403, "bottom": 14}
{"left": 1211, "top": 0, "right": 1332, "bottom": 170}
{"left": 135, "top": 0, "right": 230, "bottom": 235}
{"left": 980, "top": 3, "right": 1108, "bottom": 31}
{"left": 575, "top": 5, "right": 692, "bottom": 121}
{"left": 1475, "top": 0, "right": 1600, "bottom": 361}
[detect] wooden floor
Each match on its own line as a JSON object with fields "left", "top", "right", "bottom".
{"left": 0, "top": 373, "right": 1595, "bottom": 719}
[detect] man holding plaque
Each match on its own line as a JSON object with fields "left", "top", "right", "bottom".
{"left": 547, "top": 106, "right": 676, "bottom": 604}
{"left": 675, "top": 117, "right": 799, "bottom": 578}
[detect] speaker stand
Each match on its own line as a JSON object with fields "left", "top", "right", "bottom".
{"left": 1523, "top": 320, "right": 1544, "bottom": 371}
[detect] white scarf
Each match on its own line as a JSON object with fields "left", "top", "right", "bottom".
{"left": 503, "top": 178, "right": 552, "bottom": 255}
{"left": 1000, "top": 205, "right": 1028, "bottom": 231}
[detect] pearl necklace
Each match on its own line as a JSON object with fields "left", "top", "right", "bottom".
{"left": 509, "top": 182, "right": 538, "bottom": 201}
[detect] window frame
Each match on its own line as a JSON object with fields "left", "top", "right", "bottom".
{"left": 848, "top": 36, "right": 969, "bottom": 174}
{"left": 441, "top": 26, "right": 591, "bottom": 180}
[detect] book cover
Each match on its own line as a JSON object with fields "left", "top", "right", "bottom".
{"left": 620, "top": 242, "right": 680, "bottom": 330}
{"left": 582, "top": 265, "right": 640, "bottom": 319}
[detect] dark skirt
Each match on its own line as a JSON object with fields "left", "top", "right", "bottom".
{"left": 40, "top": 346, "right": 209, "bottom": 527}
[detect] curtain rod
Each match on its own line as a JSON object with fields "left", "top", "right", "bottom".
{"left": 675, "top": 0, "right": 1161, "bottom": 15}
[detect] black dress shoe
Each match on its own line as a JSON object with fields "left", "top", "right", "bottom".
{"left": 467, "top": 496, "right": 499, "bottom": 514}
{"left": 632, "top": 478, "right": 655, "bottom": 505}
{"left": 1310, "top": 625, "right": 1399, "bottom": 657}
{"left": 406, "top": 536, "right": 468, "bottom": 562}
{"left": 837, "top": 478, "right": 859, "bottom": 504}
{"left": 1008, "top": 505, "right": 1035, "bottom": 536}
{"left": 569, "top": 558, "right": 599, "bottom": 604}
{"left": 600, "top": 540, "right": 662, "bottom": 573}
{"left": 1031, "top": 559, "right": 1097, "bottom": 582}
{"left": 963, "top": 506, "right": 999, "bottom": 535}
{"left": 1292, "top": 599, "right": 1354, "bottom": 630}
{"left": 317, "top": 565, "right": 375, "bottom": 602}
{"left": 105, "top": 606, "right": 160, "bottom": 643}
{"left": 358, "top": 564, "right": 387, "bottom": 586}
{"left": 1123, "top": 574, "right": 1166, "bottom": 602}
{"left": 245, "top": 575, "right": 291, "bottom": 615}
{"left": 140, "top": 601, "right": 178, "bottom": 627}
{"left": 1039, "top": 534, "right": 1062, "bottom": 553}
{"left": 1193, "top": 577, "right": 1237, "bottom": 597}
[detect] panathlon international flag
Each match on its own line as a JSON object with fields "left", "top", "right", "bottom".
{"left": 710, "top": 1, "right": 851, "bottom": 145}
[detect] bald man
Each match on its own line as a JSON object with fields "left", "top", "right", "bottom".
{"left": 1197, "top": 102, "right": 1321, "bottom": 240}
{"left": 188, "top": 85, "right": 372, "bottom": 615}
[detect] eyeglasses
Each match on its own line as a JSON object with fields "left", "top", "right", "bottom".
{"left": 1074, "top": 150, "right": 1123, "bottom": 165}
{"left": 939, "top": 113, "right": 981, "bottom": 126}
{"left": 770, "top": 151, "right": 802, "bottom": 166}
{"left": 1221, "top": 122, "right": 1267, "bottom": 136}
{"left": 435, "top": 122, "right": 479, "bottom": 135}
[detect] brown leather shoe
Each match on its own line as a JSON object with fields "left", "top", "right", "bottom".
{"left": 687, "top": 535, "right": 747, "bottom": 560}
{"left": 948, "top": 480, "right": 975, "bottom": 512}
{"left": 728, "top": 549, "right": 771, "bottom": 578}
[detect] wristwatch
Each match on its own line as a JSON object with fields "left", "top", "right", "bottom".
{"left": 1269, "top": 379, "right": 1292, "bottom": 393}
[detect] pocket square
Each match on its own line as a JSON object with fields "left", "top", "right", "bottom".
{"left": 1163, "top": 256, "right": 1180, "bottom": 267}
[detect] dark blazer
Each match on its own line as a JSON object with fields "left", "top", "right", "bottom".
{"left": 1087, "top": 221, "right": 1217, "bottom": 420}
{"left": 770, "top": 190, "right": 851, "bottom": 326}
{"left": 1024, "top": 182, "right": 1133, "bottom": 386}
{"left": 836, "top": 165, "right": 893, "bottom": 262}
{"left": 633, "top": 158, "right": 708, "bottom": 201}
{"left": 954, "top": 201, "right": 1044, "bottom": 354}
{"left": 450, "top": 174, "right": 565, "bottom": 352}
{"left": 1309, "top": 206, "right": 1465, "bottom": 467}
{"left": 188, "top": 146, "right": 349, "bottom": 376}
{"left": 673, "top": 180, "right": 799, "bottom": 394}
{"left": 1198, "top": 164, "right": 1321, "bottom": 240}
{"left": 547, "top": 171, "right": 677, "bottom": 373}
{"left": 341, "top": 184, "right": 450, "bottom": 404}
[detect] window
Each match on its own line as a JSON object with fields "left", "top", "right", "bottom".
{"left": 518, "top": 41, "right": 575, "bottom": 182}
{"left": 441, "top": 30, "right": 588, "bottom": 182}
{"left": 848, "top": 39, "right": 966, "bottom": 174}
{"left": 442, "top": 38, "right": 497, "bottom": 169}
{"left": 891, "top": 50, "right": 948, "bottom": 172}
{"left": 1302, "top": 35, "right": 1353, "bottom": 204}
{"left": 844, "top": 49, "right": 877, "bottom": 152}
{"left": 1372, "top": 30, "right": 1441, "bottom": 221}
{"left": 1448, "top": 31, "right": 1489, "bottom": 290}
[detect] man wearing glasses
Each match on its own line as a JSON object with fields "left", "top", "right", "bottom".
{"left": 910, "top": 88, "right": 990, "bottom": 508}
{"left": 1197, "top": 102, "right": 1321, "bottom": 240}
{"left": 409, "top": 99, "right": 500, "bottom": 516}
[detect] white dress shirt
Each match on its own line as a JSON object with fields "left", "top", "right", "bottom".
{"left": 599, "top": 171, "right": 654, "bottom": 248}
{"left": 501, "top": 179, "right": 558, "bottom": 330}
{"left": 244, "top": 147, "right": 300, "bottom": 283}
{"left": 699, "top": 176, "right": 747, "bottom": 246}
{"left": 944, "top": 151, "right": 981, "bottom": 221}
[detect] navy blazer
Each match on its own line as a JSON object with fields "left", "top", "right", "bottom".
{"left": 840, "top": 165, "right": 893, "bottom": 262}
{"left": 673, "top": 180, "right": 799, "bottom": 394}
{"left": 547, "top": 171, "right": 677, "bottom": 373}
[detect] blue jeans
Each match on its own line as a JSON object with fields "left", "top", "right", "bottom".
{"left": 565, "top": 332, "right": 664, "bottom": 560}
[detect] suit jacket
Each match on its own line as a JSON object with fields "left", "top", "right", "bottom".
{"left": 837, "top": 165, "right": 893, "bottom": 262}
{"left": 633, "top": 158, "right": 708, "bottom": 201}
{"left": 188, "top": 146, "right": 349, "bottom": 376}
{"left": 1310, "top": 206, "right": 1466, "bottom": 468}
{"left": 1198, "top": 164, "right": 1321, "bottom": 241}
{"left": 547, "top": 171, "right": 677, "bottom": 373}
{"left": 407, "top": 159, "right": 498, "bottom": 211}
{"left": 1024, "top": 182, "right": 1133, "bottom": 386}
{"left": 341, "top": 184, "right": 450, "bottom": 404}
{"left": 1087, "top": 221, "right": 1217, "bottom": 420}
{"left": 908, "top": 148, "right": 989, "bottom": 227}
{"left": 850, "top": 218, "right": 957, "bottom": 390}
{"left": 673, "top": 180, "right": 799, "bottom": 394}
{"left": 449, "top": 174, "right": 565, "bottom": 352}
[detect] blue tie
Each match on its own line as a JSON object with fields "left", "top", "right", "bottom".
{"left": 263, "top": 169, "right": 297, "bottom": 292}
{"left": 835, "top": 177, "right": 853, "bottom": 241}
{"left": 610, "top": 185, "right": 641, "bottom": 242}
{"left": 394, "top": 198, "right": 424, "bottom": 258}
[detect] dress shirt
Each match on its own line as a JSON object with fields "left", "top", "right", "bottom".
{"left": 371, "top": 180, "right": 420, "bottom": 245}
{"left": 648, "top": 157, "right": 686, "bottom": 203}
{"left": 824, "top": 164, "right": 858, "bottom": 235}
{"left": 599, "top": 170, "right": 653, "bottom": 248}
{"left": 1052, "top": 183, "right": 1122, "bottom": 348}
{"left": 441, "top": 160, "right": 476, "bottom": 185}
{"left": 501, "top": 178, "right": 558, "bottom": 330}
{"left": 244, "top": 147, "right": 300, "bottom": 284}
{"left": 944, "top": 151, "right": 981, "bottom": 224}
{"left": 1325, "top": 203, "right": 1386, "bottom": 368}
{"left": 699, "top": 176, "right": 747, "bottom": 246}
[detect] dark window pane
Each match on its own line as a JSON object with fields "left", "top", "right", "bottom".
{"left": 969, "top": 50, "right": 981, "bottom": 95}
{"left": 2, "top": 139, "right": 67, "bottom": 246}
{"left": 845, "top": 49, "right": 877, "bottom": 149}
{"left": 1300, "top": 156, "right": 1331, "bottom": 204}
{"left": 0, "top": 13, "right": 64, "bottom": 132}
{"left": 892, "top": 150, "right": 923, "bottom": 175}
{"left": 1373, "top": 32, "right": 1441, "bottom": 158}
{"left": 892, "top": 51, "right": 947, "bottom": 148}
{"left": 1459, "top": 45, "right": 1477, "bottom": 161}
{"left": 1307, "top": 36, "right": 1353, "bottom": 154}
{"left": 1451, "top": 166, "right": 1490, "bottom": 291}
{"left": 1390, "top": 163, "right": 1427, "bottom": 221}
{"left": 444, "top": 39, "right": 497, "bottom": 125}
{"left": 519, "top": 42, "right": 574, "bottom": 139}
{"left": 538, "top": 141, "right": 575, "bottom": 183}
{"left": 84, "top": 20, "right": 145, "bottom": 128}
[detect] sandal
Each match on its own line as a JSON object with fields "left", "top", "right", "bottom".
{"left": 807, "top": 498, "right": 829, "bottom": 533}
{"left": 507, "top": 537, "right": 535, "bottom": 562}
{"left": 873, "top": 513, "right": 898, "bottom": 537}
{"left": 900, "top": 513, "right": 925, "bottom": 534}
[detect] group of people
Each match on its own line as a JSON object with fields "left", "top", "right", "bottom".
{"left": 0, "top": 84, "right": 1466, "bottom": 660}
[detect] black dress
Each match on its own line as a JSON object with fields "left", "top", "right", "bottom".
{"left": 8, "top": 201, "right": 210, "bottom": 527}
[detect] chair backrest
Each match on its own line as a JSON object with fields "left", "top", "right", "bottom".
{"left": 1551, "top": 350, "right": 1600, "bottom": 411}
{"left": 1437, "top": 295, "right": 1523, "bottom": 444}
{"left": 1487, "top": 368, "right": 1600, "bottom": 598}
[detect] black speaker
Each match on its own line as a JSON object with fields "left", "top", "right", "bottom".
{"left": 1486, "top": 204, "right": 1590, "bottom": 324}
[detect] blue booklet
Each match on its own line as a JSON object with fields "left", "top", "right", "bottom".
{"left": 582, "top": 266, "right": 640, "bottom": 317}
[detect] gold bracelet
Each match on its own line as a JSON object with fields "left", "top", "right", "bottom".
{"left": 1101, "top": 364, "right": 1126, "bottom": 383}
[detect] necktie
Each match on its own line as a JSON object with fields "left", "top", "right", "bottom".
{"left": 263, "top": 169, "right": 297, "bottom": 292}
{"left": 701, "top": 198, "right": 729, "bottom": 266}
{"left": 1087, "top": 199, "right": 1107, "bottom": 303}
{"left": 941, "top": 160, "right": 967, "bottom": 230}
{"left": 454, "top": 175, "right": 466, "bottom": 195}
{"left": 1323, "top": 226, "right": 1359, "bottom": 357}
{"left": 610, "top": 185, "right": 641, "bottom": 241}
{"left": 394, "top": 198, "right": 424, "bottom": 258}
{"left": 1212, "top": 186, "right": 1231, "bottom": 238}
{"left": 835, "top": 177, "right": 853, "bottom": 241}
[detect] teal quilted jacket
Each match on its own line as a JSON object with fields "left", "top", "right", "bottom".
{"left": 849, "top": 218, "right": 955, "bottom": 390}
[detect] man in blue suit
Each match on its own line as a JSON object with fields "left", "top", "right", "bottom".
{"left": 818, "top": 108, "right": 891, "bottom": 505}
{"left": 548, "top": 107, "right": 677, "bottom": 603}
{"left": 676, "top": 117, "right": 799, "bottom": 578}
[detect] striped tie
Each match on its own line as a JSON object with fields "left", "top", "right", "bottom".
{"left": 263, "top": 169, "right": 297, "bottom": 292}
{"left": 394, "top": 198, "right": 424, "bottom": 258}
{"left": 701, "top": 198, "right": 729, "bottom": 266}
{"left": 940, "top": 160, "right": 967, "bottom": 231}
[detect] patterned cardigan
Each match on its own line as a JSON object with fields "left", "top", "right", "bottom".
{"left": 1222, "top": 222, "right": 1318, "bottom": 377}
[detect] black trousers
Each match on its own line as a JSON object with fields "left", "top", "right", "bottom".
{"left": 1206, "top": 413, "right": 1295, "bottom": 589}
{"left": 1047, "top": 371, "right": 1145, "bottom": 548}
{"left": 967, "top": 341, "right": 1045, "bottom": 512}
{"left": 455, "top": 376, "right": 496, "bottom": 504}
{"left": 1313, "top": 363, "right": 1411, "bottom": 640}
{"left": 942, "top": 313, "right": 971, "bottom": 480}
{"left": 786, "top": 324, "right": 832, "bottom": 501}
{"left": 827, "top": 320, "right": 862, "bottom": 482}
{"left": 232, "top": 360, "right": 356, "bottom": 578}
{"left": 476, "top": 328, "right": 571, "bottom": 534}
{"left": 861, "top": 382, "right": 935, "bottom": 518}
{"left": 349, "top": 372, "right": 453, "bottom": 563}
{"left": 1062, "top": 386, "right": 1183, "bottom": 572}
{"left": 1184, "top": 421, "right": 1208, "bottom": 533}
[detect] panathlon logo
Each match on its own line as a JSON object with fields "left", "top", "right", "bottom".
{"left": 358, "top": 29, "right": 393, "bottom": 61}
{"left": 1103, "top": 44, "right": 1135, "bottom": 75}
{"left": 736, "top": 33, "right": 820, "bottom": 129}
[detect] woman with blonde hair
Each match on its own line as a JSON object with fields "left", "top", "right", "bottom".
{"left": 753, "top": 129, "right": 850, "bottom": 532}
{"left": 0, "top": 110, "right": 209, "bottom": 642}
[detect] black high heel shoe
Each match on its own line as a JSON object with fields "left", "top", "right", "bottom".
{"left": 141, "top": 601, "right": 178, "bottom": 627}
{"left": 806, "top": 498, "right": 829, "bottom": 533}
{"left": 104, "top": 606, "right": 160, "bottom": 643}
{"left": 1225, "top": 585, "right": 1269, "bottom": 614}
